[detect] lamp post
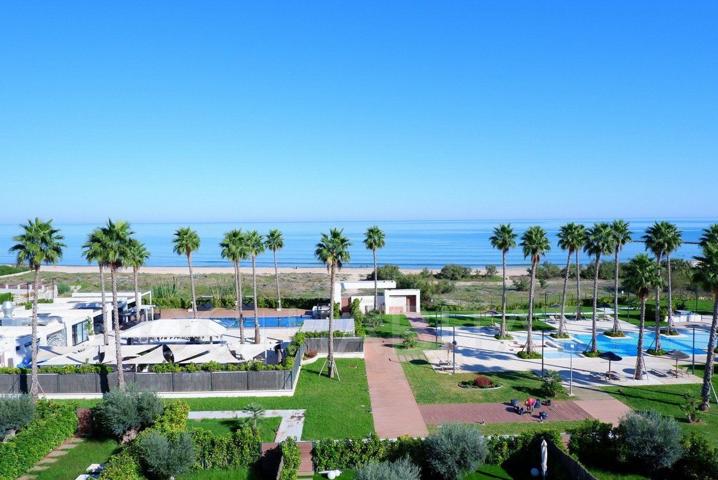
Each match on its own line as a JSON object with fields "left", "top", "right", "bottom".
{"left": 541, "top": 328, "right": 545, "bottom": 378}
{"left": 692, "top": 325, "right": 697, "bottom": 375}
{"left": 569, "top": 344, "right": 574, "bottom": 396}
{"left": 452, "top": 325, "right": 457, "bottom": 375}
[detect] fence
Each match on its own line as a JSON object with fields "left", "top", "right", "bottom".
{"left": 303, "top": 337, "right": 364, "bottom": 354}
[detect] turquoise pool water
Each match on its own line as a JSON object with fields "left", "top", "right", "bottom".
{"left": 212, "top": 316, "right": 307, "bottom": 329}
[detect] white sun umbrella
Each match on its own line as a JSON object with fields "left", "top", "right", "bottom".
{"left": 540, "top": 439, "right": 548, "bottom": 479}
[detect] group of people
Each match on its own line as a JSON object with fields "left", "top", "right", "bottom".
{"left": 510, "top": 398, "right": 550, "bottom": 422}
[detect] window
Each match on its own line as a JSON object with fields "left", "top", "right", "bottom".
{"left": 72, "top": 321, "right": 89, "bottom": 346}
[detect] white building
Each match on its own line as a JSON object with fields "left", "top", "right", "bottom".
{"left": 333, "top": 280, "right": 420, "bottom": 315}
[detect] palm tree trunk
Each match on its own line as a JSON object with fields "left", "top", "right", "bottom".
{"left": 591, "top": 256, "right": 600, "bottom": 353}
{"left": 133, "top": 267, "right": 141, "bottom": 322}
{"left": 612, "top": 249, "right": 621, "bottom": 335}
{"left": 654, "top": 254, "right": 663, "bottom": 353}
{"left": 500, "top": 250, "right": 507, "bottom": 338}
{"left": 187, "top": 252, "right": 197, "bottom": 319}
{"left": 234, "top": 261, "right": 245, "bottom": 344}
{"left": 100, "top": 264, "right": 108, "bottom": 345}
{"left": 111, "top": 267, "right": 125, "bottom": 388}
{"left": 373, "top": 250, "right": 378, "bottom": 312}
{"left": 30, "top": 267, "right": 40, "bottom": 399}
{"left": 700, "top": 290, "right": 718, "bottom": 410}
{"left": 558, "top": 251, "right": 571, "bottom": 337}
{"left": 252, "top": 256, "right": 260, "bottom": 344}
{"left": 575, "top": 251, "right": 582, "bottom": 320}
{"left": 526, "top": 258, "right": 537, "bottom": 354}
{"left": 328, "top": 264, "right": 336, "bottom": 378}
{"left": 273, "top": 250, "right": 282, "bottom": 311}
{"left": 634, "top": 296, "right": 647, "bottom": 380}
{"left": 667, "top": 254, "right": 674, "bottom": 333}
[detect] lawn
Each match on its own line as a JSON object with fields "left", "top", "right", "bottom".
{"left": 364, "top": 314, "right": 412, "bottom": 338}
{"left": 70, "top": 358, "right": 373, "bottom": 440}
{"left": 178, "top": 467, "right": 257, "bottom": 479}
{"left": 588, "top": 468, "right": 649, "bottom": 480}
{"left": 478, "top": 420, "right": 586, "bottom": 436}
{"left": 187, "top": 416, "right": 282, "bottom": 442}
{"left": 311, "top": 466, "right": 511, "bottom": 480}
{"left": 34, "top": 438, "right": 119, "bottom": 480}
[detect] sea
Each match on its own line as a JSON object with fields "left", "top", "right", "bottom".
{"left": 0, "top": 219, "right": 714, "bottom": 269}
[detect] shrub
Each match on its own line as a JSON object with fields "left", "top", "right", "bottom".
{"left": 473, "top": 375, "right": 495, "bottom": 388}
{"left": 438, "top": 264, "right": 472, "bottom": 281}
{"left": 540, "top": 371, "right": 565, "bottom": 398}
{"left": 243, "top": 403, "right": 265, "bottom": 429}
{"left": 484, "top": 436, "right": 517, "bottom": 465}
{"left": 98, "top": 449, "right": 142, "bottom": 480}
{"left": 401, "top": 331, "right": 418, "bottom": 348}
{"left": 356, "top": 457, "right": 421, "bottom": 480}
{"left": 0, "top": 364, "right": 112, "bottom": 374}
{"left": 512, "top": 276, "right": 529, "bottom": 291}
{"left": 280, "top": 437, "right": 301, "bottom": 480}
{"left": 424, "top": 424, "right": 486, "bottom": 480}
{"left": 682, "top": 394, "right": 702, "bottom": 424}
{"left": 370, "top": 264, "right": 402, "bottom": 281}
{"left": 568, "top": 420, "right": 616, "bottom": 466}
{"left": 484, "top": 265, "right": 498, "bottom": 277}
{"left": 135, "top": 430, "right": 194, "bottom": 480}
{"left": 536, "top": 262, "right": 562, "bottom": 280}
{"left": 93, "top": 385, "right": 163, "bottom": 440}
{"left": 153, "top": 401, "right": 189, "bottom": 434}
{"left": 516, "top": 350, "right": 541, "bottom": 359}
{"left": 0, "top": 394, "right": 35, "bottom": 436}
{"left": 618, "top": 411, "right": 683, "bottom": 473}
{"left": 313, "top": 435, "right": 388, "bottom": 471}
{"left": 673, "top": 433, "right": 718, "bottom": 480}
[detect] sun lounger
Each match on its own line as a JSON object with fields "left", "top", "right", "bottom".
{"left": 649, "top": 368, "right": 668, "bottom": 378}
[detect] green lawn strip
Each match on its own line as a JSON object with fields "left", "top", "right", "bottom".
{"left": 187, "top": 416, "right": 281, "bottom": 442}
{"left": 364, "top": 314, "right": 412, "bottom": 338}
{"left": 465, "top": 464, "right": 513, "bottom": 480}
{"left": 477, "top": 420, "right": 586, "bottom": 436}
{"left": 178, "top": 466, "right": 256, "bottom": 479}
{"left": 588, "top": 468, "right": 649, "bottom": 480}
{"left": 427, "top": 315, "right": 555, "bottom": 331}
{"left": 34, "top": 438, "right": 119, "bottom": 480}
{"left": 313, "top": 471, "right": 356, "bottom": 479}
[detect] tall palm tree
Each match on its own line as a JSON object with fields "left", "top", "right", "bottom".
{"left": 265, "top": 229, "right": 285, "bottom": 311}
{"left": 695, "top": 228, "right": 718, "bottom": 410}
{"left": 610, "top": 220, "right": 632, "bottom": 335}
{"left": 245, "top": 230, "right": 265, "bottom": 344}
{"left": 126, "top": 239, "right": 150, "bottom": 322}
{"left": 82, "top": 228, "right": 110, "bottom": 345}
{"left": 10, "top": 218, "right": 65, "bottom": 399}
{"left": 643, "top": 221, "right": 683, "bottom": 350}
{"left": 100, "top": 219, "right": 134, "bottom": 389}
{"left": 489, "top": 224, "right": 517, "bottom": 338}
{"left": 363, "top": 226, "right": 386, "bottom": 312}
{"left": 520, "top": 226, "right": 550, "bottom": 354}
{"left": 173, "top": 227, "right": 200, "bottom": 319}
{"left": 583, "top": 223, "right": 615, "bottom": 353}
{"left": 315, "top": 228, "right": 351, "bottom": 378}
{"left": 623, "top": 254, "right": 662, "bottom": 380}
{"left": 556, "top": 223, "right": 585, "bottom": 337}
{"left": 220, "top": 229, "right": 248, "bottom": 343}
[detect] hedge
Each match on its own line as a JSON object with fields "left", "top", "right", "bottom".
{"left": 0, "top": 401, "right": 78, "bottom": 480}
{"left": 0, "top": 364, "right": 113, "bottom": 374}
{"left": 149, "top": 360, "right": 291, "bottom": 373}
{"left": 280, "top": 437, "right": 301, "bottom": 480}
{"left": 190, "top": 424, "right": 260, "bottom": 470}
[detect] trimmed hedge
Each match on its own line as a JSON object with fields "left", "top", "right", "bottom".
{"left": 0, "top": 401, "right": 78, "bottom": 480}
{"left": 280, "top": 437, "right": 300, "bottom": 480}
{"left": 98, "top": 449, "right": 143, "bottom": 480}
{"left": 149, "top": 360, "right": 291, "bottom": 373}
{"left": 190, "top": 424, "right": 261, "bottom": 470}
{"left": 0, "top": 364, "right": 113, "bottom": 374}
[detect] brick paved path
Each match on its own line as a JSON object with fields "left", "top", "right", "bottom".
{"left": 419, "top": 400, "right": 593, "bottom": 426}
{"left": 407, "top": 313, "right": 436, "bottom": 342}
{"left": 365, "top": 337, "right": 429, "bottom": 439}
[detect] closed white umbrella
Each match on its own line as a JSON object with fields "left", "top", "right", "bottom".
{"left": 540, "top": 439, "right": 548, "bottom": 479}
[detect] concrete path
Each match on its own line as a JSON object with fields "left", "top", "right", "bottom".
{"left": 420, "top": 400, "right": 593, "bottom": 426}
{"left": 365, "top": 337, "right": 429, "bottom": 439}
{"left": 407, "top": 313, "right": 436, "bottom": 342}
{"left": 188, "top": 409, "right": 305, "bottom": 441}
{"left": 572, "top": 387, "right": 632, "bottom": 426}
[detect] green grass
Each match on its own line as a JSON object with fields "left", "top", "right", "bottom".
{"left": 178, "top": 467, "right": 257, "bottom": 480}
{"left": 478, "top": 420, "right": 586, "bottom": 436}
{"left": 364, "top": 314, "right": 412, "bottom": 338}
{"left": 187, "top": 416, "right": 282, "bottom": 442}
{"left": 427, "top": 315, "right": 556, "bottom": 331}
{"left": 34, "top": 438, "right": 119, "bottom": 480}
{"left": 588, "top": 468, "right": 649, "bottom": 480}
{"left": 465, "top": 464, "right": 513, "bottom": 480}
{"left": 70, "top": 359, "right": 373, "bottom": 440}
{"left": 313, "top": 471, "right": 356, "bottom": 479}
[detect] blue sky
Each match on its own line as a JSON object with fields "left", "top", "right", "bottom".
{"left": 0, "top": 1, "right": 716, "bottom": 223}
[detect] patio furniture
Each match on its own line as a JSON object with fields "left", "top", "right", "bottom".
{"left": 668, "top": 350, "right": 690, "bottom": 378}
{"left": 599, "top": 351, "right": 623, "bottom": 378}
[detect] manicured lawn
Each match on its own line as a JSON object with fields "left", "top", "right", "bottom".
{"left": 70, "top": 359, "right": 373, "bottom": 440}
{"left": 364, "top": 314, "right": 412, "bottom": 338}
{"left": 426, "top": 314, "right": 556, "bottom": 332}
{"left": 313, "top": 471, "right": 356, "bottom": 479}
{"left": 34, "top": 438, "right": 119, "bottom": 480}
{"left": 466, "top": 464, "right": 513, "bottom": 480}
{"left": 187, "top": 416, "right": 281, "bottom": 442}
{"left": 478, "top": 420, "right": 586, "bottom": 436}
{"left": 178, "top": 467, "right": 257, "bottom": 479}
{"left": 588, "top": 468, "right": 649, "bottom": 480}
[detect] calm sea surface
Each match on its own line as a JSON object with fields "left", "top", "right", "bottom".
{"left": 0, "top": 219, "right": 714, "bottom": 268}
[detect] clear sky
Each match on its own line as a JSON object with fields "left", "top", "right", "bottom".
{"left": 1, "top": 1, "right": 716, "bottom": 223}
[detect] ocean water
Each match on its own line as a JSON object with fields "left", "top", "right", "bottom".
{"left": 0, "top": 219, "right": 713, "bottom": 268}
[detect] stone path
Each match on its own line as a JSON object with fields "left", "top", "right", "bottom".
{"left": 365, "top": 337, "right": 429, "bottom": 439}
{"left": 18, "top": 436, "right": 84, "bottom": 480}
{"left": 407, "top": 313, "right": 436, "bottom": 342}
{"left": 572, "top": 387, "right": 632, "bottom": 426}
{"left": 188, "top": 409, "right": 305, "bottom": 441}
{"left": 419, "top": 400, "right": 593, "bottom": 426}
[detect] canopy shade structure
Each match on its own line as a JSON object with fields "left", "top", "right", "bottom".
{"left": 36, "top": 346, "right": 76, "bottom": 363}
{"left": 301, "top": 318, "right": 355, "bottom": 334}
{"left": 100, "top": 344, "right": 163, "bottom": 364}
{"left": 168, "top": 344, "right": 241, "bottom": 364}
{"left": 121, "top": 319, "right": 227, "bottom": 340}
{"left": 123, "top": 346, "right": 167, "bottom": 365}
{"left": 39, "top": 346, "right": 102, "bottom": 366}
{"left": 228, "top": 342, "right": 272, "bottom": 361}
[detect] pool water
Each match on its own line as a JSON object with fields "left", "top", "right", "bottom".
{"left": 211, "top": 316, "right": 307, "bottom": 329}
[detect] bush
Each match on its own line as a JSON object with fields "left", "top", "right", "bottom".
{"left": 135, "top": 430, "right": 194, "bottom": 480}
{"left": 618, "top": 411, "right": 683, "bottom": 473}
{"left": 483, "top": 265, "right": 498, "bottom": 277}
{"left": 0, "top": 364, "right": 112, "bottom": 374}
{"left": 191, "top": 423, "right": 261, "bottom": 469}
{"left": 540, "top": 371, "right": 565, "bottom": 398}
{"left": 280, "top": 437, "right": 301, "bottom": 480}
{"left": 438, "top": 264, "right": 472, "bottom": 281}
{"left": 473, "top": 375, "right": 495, "bottom": 388}
{"left": 568, "top": 420, "right": 616, "bottom": 466}
{"left": 98, "top": 448, "right": 142, "bottom": 480}
{"left": 536, "top": 262, "right": 562, "bottom": 280}
{"left": 401, "top": 331, "right": 418, "bottom": 348}
{"left": 313, "top": 435, "right": 388, "bottom": 471}
{"left": 153, "top": 401, "right": 189, "bottom": 434}
{"left": 484, "top": 435, "right": 517, "bottom": 465}
{"left": 673, "top": 433, "right": 718, "bottom": 480}
{"left": 370, "top": 264, "right": 402, "bottom": 281}
{"left": 424, "top": 424, "right": 486, "bottom": 480}
{"left": 356, "top": 457, "right": 421, "bottom": 480}
{"left": 0, "top": 394, "right": 35, "bottom": 436}
{"left": 93, "top": 385, "right": 164, "bottom": 440}
{"left": 512, "top": 276, "right": 529, "bottom": 291}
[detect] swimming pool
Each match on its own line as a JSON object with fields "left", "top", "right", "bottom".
{"left": 212, "top": 316, "right": 307, "bottom": 329}
{"left": 549, "top": 328, "right": 712, "bottom": 358}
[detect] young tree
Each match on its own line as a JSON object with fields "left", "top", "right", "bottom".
{"left": 520, "top": 226, "right": 550, "bottom": 354}
{"left": 695, "top": 228, "right": 718, "bottom": 410}
{"left": 126, "top": 239, "right": 150, "bottom": 322}
{"left": 623, "top": 254, "right": 662, "bottom": 380}
{"left": 83, "top": 228, "right": 110, "bottom": 345}
{"left": 610, "top": 220, "right": 632, "bottom": 335}
{"left": 363, "top": 226, "right": 386, "bottom": 312}
{"left": 315, "top": 228, "right": 351, "bottom": 378}
{"left": 264, "top": 229, "right": 284, "bottom": 311}
{"left": 172, "top": 227, "right": 200, "bottom": 318}
{"left": 583, "top": 223, "right": 615, "bottom": 353}
{"left": 556, "top": 223, "right": 585, "bottom": 336}
{"left": 10, "top": 218, "right": 65, "bottom": 399}
{"left": 245, "top": 230, "right": 265, "bottom": 344}
{"left": 489, "top": 224, "right": 517, "bottom": 338}
{"left": 220, "top": 229, "right": 248, "bottom": 343}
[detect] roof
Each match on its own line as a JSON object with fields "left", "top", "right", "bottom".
{"left": 122, "top": 319, "right": 227, "bottom": 339}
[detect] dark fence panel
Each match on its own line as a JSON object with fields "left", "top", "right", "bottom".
{"left": 173, "top": 372, "right": 211, "bottom": 392}
{"left": 37, "top": 374, "right": 58, "bottom": 394}
{"left": 135, "top": 372, "right": 173, "bottom": 392}
{"left": 304, "top": 337, "right": 364, "bottom": 354}
{"left": 0, "top": 374, "right": 19, "bottom": 393}
{"left": 211, "top": 371, "right": 249, "bottom": 391}
{"left": 57, "top": 373, "right": 98, "bottom": 393}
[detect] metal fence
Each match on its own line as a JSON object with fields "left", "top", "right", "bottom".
{"left": 303, "top": 337, "right": 364, "bottom": 354}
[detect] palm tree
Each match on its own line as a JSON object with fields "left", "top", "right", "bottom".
{"left": 173, "top": 227, "right": 200, "bottom": 318}
{"left": 583, "top": 223, "right": 615, "bottom": 353}
{"left": 363, "top": 226, "right": 386, "bottom": 312}
{"left": 245, "top": 230, "right": 265, "bottom": 344}
{"left": 265, "top": 229, "right": 285, "bottom": 311}
{"left": 315, "top": 228, "right": 351, "bottom": 378}
{"left": 623, "top": 254, "right": 662, "bottom": 380}
{"left": 610, "top": 220, "right": 632, "bottom": 336}
{"left": 489, "top": 224, "right": 517, "bottom": 338}
{"left": 556, "top": 223, "right": 585, "bottom": 337}
{"left": 100, "top": 219, "right": 134, "bottom": 388}
{"left": 126, "top": 239, "right": 150, "bottom": 322}
{"left": 695, "top": 228, "right": 718, "bottom": 410}
{"left": 10, "top": 218, "right": 65, "bottom": 399}
{"left": 82, "top": 228, "right": 110, "bottom": 345}
{"left": 643, "top": 221, "right": 683, "bottom": 350}
{"left": 519, "top": 226, "right": 550, "bottom": 354}
{"left": 220, "top": 229, "right": 248, "bottom": 343}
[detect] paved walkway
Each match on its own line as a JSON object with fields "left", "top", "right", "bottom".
{"left": 420, "top": 400, "right": 593, "bottom": 425}
{"left": 365, "top": 337, "right": 429, "bottom": 439}
{"left": 407, "top": 313, "right": 435, "bottom": 342}
{"left": 188, "top": 409, "right": 305, "bottom": 441}
{"left": 572, "top": 387, "right": 632, "bottom": 426}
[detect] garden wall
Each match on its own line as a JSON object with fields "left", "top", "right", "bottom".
{"left": 303, "top": 337, "right": 364, "bottom": 355}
